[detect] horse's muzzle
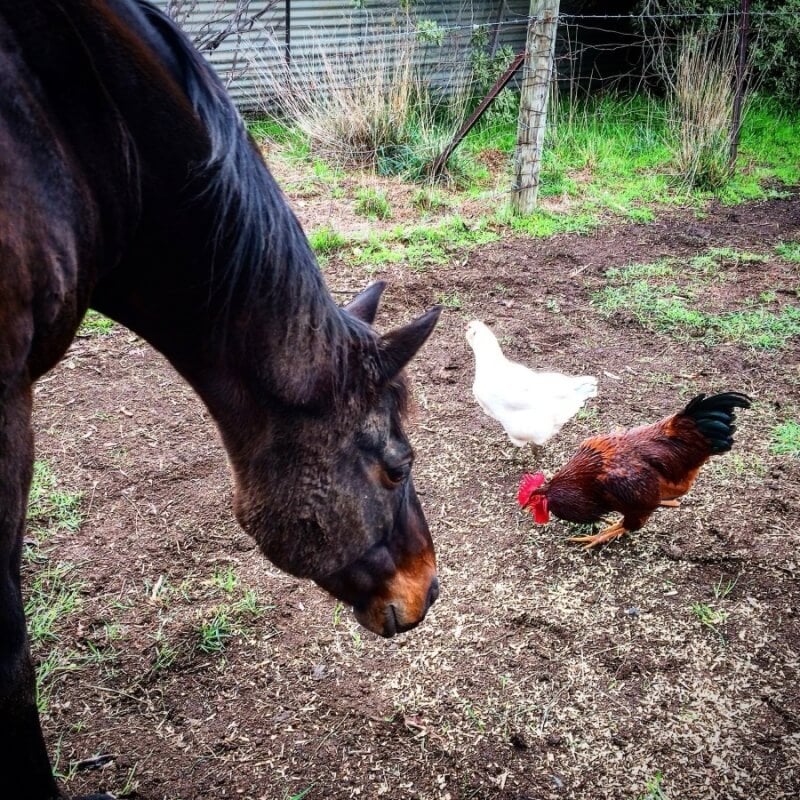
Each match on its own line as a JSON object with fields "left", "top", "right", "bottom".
{"left": 385, "top": 575, "right": 440, "bottom": 636}
{"left": 353, "top": 555, "right": 439, "bottom": 638}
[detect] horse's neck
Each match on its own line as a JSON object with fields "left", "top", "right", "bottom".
{"left": 97, "top": 220, "right": 348, "bottom": 419}
{"left": 48, "top": 1, "right": 348, "bottom": 410}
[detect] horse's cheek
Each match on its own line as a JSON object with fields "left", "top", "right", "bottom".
{"left": 230, "top": 473, "right": 361, "bottom": 580}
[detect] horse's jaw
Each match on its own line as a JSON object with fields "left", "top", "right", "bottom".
{"left": 314, "top": 483, "right": 440, "bottom": 638}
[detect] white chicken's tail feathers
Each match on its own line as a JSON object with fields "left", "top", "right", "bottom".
{"left": 573, "top": 375, "right": 599, "bottom": 400}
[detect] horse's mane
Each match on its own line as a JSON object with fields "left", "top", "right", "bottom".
{"left": 131, "top": 2, "right": 336, "bottom": 321}
{"left": 129, "top": 1, "right": 380, "bottom": 400}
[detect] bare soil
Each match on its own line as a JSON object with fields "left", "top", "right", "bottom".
{"left": 30, "top": 187, "right": 800, "bottom": 800}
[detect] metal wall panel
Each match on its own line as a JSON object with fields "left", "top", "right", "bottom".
{"left": 152, "top": 1, "right": 529, "bottom": 110}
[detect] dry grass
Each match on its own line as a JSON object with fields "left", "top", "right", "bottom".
{"left": 665, "top": 29, "right": 740, "bottom": 190}
{"left": 248, "top": 23, "right": 471, "bottom": 180}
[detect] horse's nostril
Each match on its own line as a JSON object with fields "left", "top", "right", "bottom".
{"left": 425, "top": 576, "right": 440, "bottom": 612}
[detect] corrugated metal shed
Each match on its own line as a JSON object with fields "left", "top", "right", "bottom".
{"left": 154, "top": 1, "right": 530, "bottom": 110}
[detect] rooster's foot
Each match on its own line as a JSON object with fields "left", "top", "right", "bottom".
{"left": 568, "top": 521, "right": 628, "bottom": 549}
{"left": 659, "top": 499, "right": 681, "bottom": 508}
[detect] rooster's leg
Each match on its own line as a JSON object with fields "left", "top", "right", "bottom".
{"left": 660, "top": 499, "right": 681, "bottom": 508}
{"left": 567, "top": 519, "right": 628, "bottom": 549}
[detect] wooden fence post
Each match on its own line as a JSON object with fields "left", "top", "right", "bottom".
{"left": 512, "top": 0, "right": 559, "bottom": 215}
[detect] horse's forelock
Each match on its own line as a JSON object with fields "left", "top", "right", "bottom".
{"left": 387, "top": 373, "right": 412, "bottom": 420}
{"left": 327, "top": 314, "right": 411, "bottom": 420}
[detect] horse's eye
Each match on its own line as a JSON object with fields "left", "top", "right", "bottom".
{"left": 384, "top": 460, "right": 411, "bottom": 486}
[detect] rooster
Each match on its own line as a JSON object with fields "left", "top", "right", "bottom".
{"left": 518, "top": 391, "right": 752, "bottom": 548}
{"left": 466, "top": 320, "right": 598, "bottom": 447}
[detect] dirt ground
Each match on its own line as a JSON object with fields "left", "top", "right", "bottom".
{"left": 29, "top": 185, "right": 799, "bottom": 800}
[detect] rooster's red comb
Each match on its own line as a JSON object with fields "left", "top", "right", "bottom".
{"left": 518, "top": 472, "right": 546, "bottom": 506}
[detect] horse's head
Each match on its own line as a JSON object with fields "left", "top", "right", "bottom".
{"left": 229, "top": 283, "right": 441, "bottom": 638}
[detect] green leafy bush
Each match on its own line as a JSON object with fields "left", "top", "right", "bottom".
{"left": 635, "top": 0, "right": 800, "bottom": 104}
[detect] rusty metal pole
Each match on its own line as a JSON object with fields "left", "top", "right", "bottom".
{"left": 430, "top": 51, "right": 526, "bottom": 179}
{"left": 729, "top": 0, "right": 750, "bottom": 171}
{"left": 512, "top": 1, "right": 560, "bottom": 215}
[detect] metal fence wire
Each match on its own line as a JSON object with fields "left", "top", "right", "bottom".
{"left": 154, "top": 3, "right": 793, "bottom": 112}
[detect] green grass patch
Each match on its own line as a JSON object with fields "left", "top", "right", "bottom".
{"left": 699, "top": 247, "right": 768, "bottom": 266}
{"left": 500, "top": 207, "right": 599, "bottom": 237}
{"left": 354, "top": 187, "right": 392, "bottom": 220}
{"left": 24, "top": 463, "right": 87, "bottom": 713}
{"left": 211, "top": 564, "right": 239, "bottom": 594}
{"left": 34, "top": 649, "right": 82, "bottom": 716}
{"left": 311, "top": 158, "right": 343, "bottom": 184}
{"left": 78, "top": 310, "right": 115, "bottom": 337}
{"left": 197, "top": 609, "right": 233, "bottom": 654}
{"left": 713, "top": 577, "right": 738, "bottom": 601}
{"left": 605, "top": 259, "right": 676, "bottom": 281}
{"left": 435, "top": 291, "right": 464, "bottom": 310}
{"left": 25, "top": 563, "right": 82, "bottom": 644}
{"left": 150, "top": 634, "right": 179, "bottom": 675}
{"left": 25, "top": 563, "right": 84, "bottom": 714}
{"left": 195, "top": 597, "right": 272, "bottom": 655}
{"left": 234, "top": 587, "right": 269, "bottom": 617}
{"left": 596, "top": 285, "right": 800, "bottom": 348}
{"left": 246, "top": 117, "right": 290, "bottom": 142}
{"left": 463, "top": 117, "right": 518, "bottom": 154}
{"left": 594, "top": 249, "right": 800, "bottom": 349}
{"left": 691, "top": 601, "right": 728, "bottom": 629}
{"left": 737, "top": 97, "right": 800, "bottom": 187}
{"left": 411, "top": 188, "right": 452, "bottom": 214}
{"left": 247, "top": 117, "right": 310, "bottom": 162}
{"left": 462, "top": 93, "right": 800, "bottom": 219}
{"left": 775, "top": 241, "right": 800, "bottom": 263}
{"left": 709, "top": 451, "right": 768, "bottom": 481}
{"left": 27, "top": 460, "right": 83, "bottom": 541}
{"left": 469, "top": 94, "right": 679, "bottom": 217}
{"left": 308, "top": 226, "right": 347, "bottom": 256}
{"left": 638, "top": 772, "right": 669, "bottom": 800}
{"left": 346, "top": 215, "right": 500, "bottom": 273}
{"left": 376, "top": 125, "right": 487, "bottom": 188}
{"left": 193, "top": 571, "right": 274, "bottom": 657}
{"left": 772, "top": 419, "right": 800, "bottom": 457}
{"left": 714, "top": 307, "right": 800, "bottom": 348}
{"left": 284, "top": 786, "right": 314, "bottom": 800}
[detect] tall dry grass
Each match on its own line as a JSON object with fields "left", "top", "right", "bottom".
{"left": 665, "top": 29, "right": 742, "bottom": 190}
{"left": 249, "top": 24, "right": 474, "bottom": 182}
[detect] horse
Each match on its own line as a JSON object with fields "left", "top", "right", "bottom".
{"left": 0, "top": 2, "right": 442, "bottom": 797}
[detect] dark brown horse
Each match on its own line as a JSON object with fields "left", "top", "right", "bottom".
{"left": 0, "top": 1, "right": 441, "bottom": 797}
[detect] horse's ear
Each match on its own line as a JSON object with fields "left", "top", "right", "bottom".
{"left": 379, "top": 306, "right": 442, "bottom": 381}
{"left": 344, "top": 281, "right": 387, "bottom": 325}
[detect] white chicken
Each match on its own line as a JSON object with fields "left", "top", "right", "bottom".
{"left": 466, "top": 320, "right": 598, "bottom": 447}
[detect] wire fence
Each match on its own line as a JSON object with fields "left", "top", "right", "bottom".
{"left": 158, "top": 3, "right": 792, "bottom": 199}
{"left": 155, "top": 3, "right": 796, "bottom": 107}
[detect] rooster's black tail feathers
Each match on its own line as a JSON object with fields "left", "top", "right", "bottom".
{"left": 682, "top": 391, "right": 752, "bottom": 454}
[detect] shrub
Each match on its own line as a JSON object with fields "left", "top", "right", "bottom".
{"left": 249, "top": 19, "right": 475, "bottom": 183}
{"left": 635, "top": 0, "right": 800, "bottom": 104}
{"left": 666, "top": 29, "right": 739, "bottom": 189}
